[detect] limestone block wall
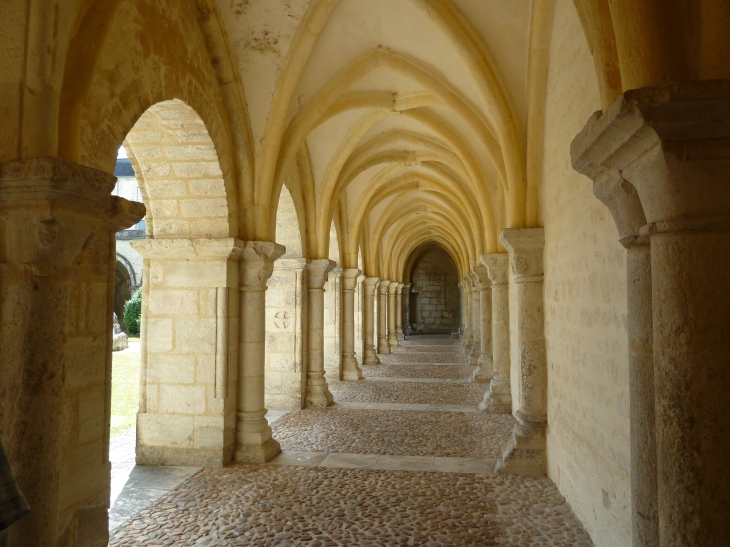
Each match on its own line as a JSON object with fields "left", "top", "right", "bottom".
{"left": 133, "top": 239, "right": 239, "bottom": 468}
{"left": 323, "top": 269, "right": 342, "bottom": 381}
{"left": 540, "top": 1, "right": 631, "bottom": 544}
{"left": 265, "top": 259, "right": 308, "bottom": 410}
{"left": 409, "top": 247, "right": 460, "bottom": 333}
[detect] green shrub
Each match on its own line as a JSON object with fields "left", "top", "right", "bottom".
{"left": 123, "top": 287, "right": 143, "bottom": 335}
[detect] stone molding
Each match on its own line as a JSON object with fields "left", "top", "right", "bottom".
{"left": 472, "top": 265, "right": 490, "bottom": 288}
{"left": 132, "top": 237, "right": 246, "bottom": 260}
{"left": 378, "top": 279, "right": 390, "bottom": 295}
{"left": 396, "top": 283, "right": 403, "bottom": 295}
{"left": 481, "top": 253, "right": 509, "bottom": 286}
{"left": 363, "top": 276, "right": 380, "bottom": 291}
{"left": 240, "top": 242, "right": 286, "bottom": 288}
{"left": 387, "top": 282, "right": 398, "bottom": 295}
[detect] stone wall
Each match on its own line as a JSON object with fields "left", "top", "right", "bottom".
{"left": 540, "top": 1, "right": 631, "bottom": 545}
{"left": 409, "top": 247, "right": 460, "bottom": 333}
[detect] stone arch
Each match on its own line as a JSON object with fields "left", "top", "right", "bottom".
{"left": 123, "top": 100, "right": 233, "bottom": 239}
{"left": 114, "top": 260, "right": 133, "bottom": 332}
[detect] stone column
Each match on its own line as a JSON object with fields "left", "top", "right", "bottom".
{"left": 573, "top": 82, "right": 730, "bottom": 546}
{"left": 467, "top": 271, "right": 481, "bottom": 365}
{"left": 387, "top": 281, "right": 399, "bottom": 348}
{"left": 578, "top": 168, "right": 657, "bottom": 546}
{"left": 134, "top": 238, "right": 242, "bottom": 467}
{"left": 304, "top": 259, "right": 335, "bottom": 407}
{"left": 355, "top": 273, "right": 365, "bottom": 363}
{"left": 236, "top": 241, "right": 285, "bottom": 463}
{"left": 461, "top": 279, "right": 472, "bottom": 351}
{"left": 377, "top": 280, "right": 390, "bottom": 354}
{"left": 478, "top": 253, "right": 511, "bottom": 414}
{"left": 362, "top": 277, "right": 381, "bottom": 364}
{"left": 341, "top": 268, "right": 363, "bottom": 380}
{"left": 402, "top": 283, "right": 412, "bottom": 336}
{"left": 265, "top": 258, "right": 308, "bottom": 410}
{"left": 0, "top": 157, "right": 144, "bottom": 546}
{"left": 323, "top": 266, "right": 342, "bottom": 381}
{"left": 395, "top": 283, "right": 405, "bottom": 340}
{"left": 494, "top": 229, "right": 546, "bottom": 476}
{"left": 472, "top": 265, "right": 493, "bottom": 382}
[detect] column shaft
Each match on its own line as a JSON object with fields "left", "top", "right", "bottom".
{"left": 236, "top": 242, "right": 285, "bottom": 463}
{"left": 387, "top": 282, "right": 398, "bottom": 348}
{"left": 472, "top": 265, "right": 493, "bottom": 382}
{"left": 402, "top": 283, "right": 411, "bottom": 336}
{"left": 395, "top": 283, "right": 405, "bottom": 340}
{"left": 495, "top": 229, "right": 547, "bottom": 476}
{"left": 362, "top": 277, "right": 380, "bottom": 365}
{"left": 341, "top": 269, "right": 363, "bottom": 380}
{"left": 304, "top": 259, "right": 335, "bottom": 407}
{"left": 377, "top": 281, "right": 390, "bottom": 354}
{"left": 468, "top": 272, "right": 481, "bottom": 365}
{"left": 479, "top": 254, "right": 511, "bottom": 413}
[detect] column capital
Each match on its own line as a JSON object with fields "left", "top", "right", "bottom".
{"left": 396, "top": 283, "right": 403, "bottom": 295}
{"left": 472, "top": 265, "right": 490, "bottom": 288}
{"left": 403, "top": 283, "right": 411, "bottom": 290}
{"left": 500, "top": 228, "right": 544, "bottom": 281}
{"left": 0, "top": 156, "right": 144, "bottom": 269}
{"left": 239, "top": 241, "right": 286, "bottom": 288}
{"left": 342, "top": 268, "right": 362, "bottom": 290}
{"left": 378, "top": 279, "right": 390, "bottom": 295}
{"left": 387, "top": 281, "right": 398, "bottom": 295}
{"left": 363, "top": 276, "right": 380, "bottom": 291}
{"left": 466, "top": 270, "right": 479, "bottom": 290}
{"left": 306, "top": 259, "right": 336, "bottom": 289}
{"left": 481, "top": 253, "right": 509, "bottom": 286}
{"left": 571, "top": 80, "right": 730, "bottom": 228}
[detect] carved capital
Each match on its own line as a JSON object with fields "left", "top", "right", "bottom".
{"left": 0, "top": 157, "right": 145, "bottom": 269}
{"left": 500, "top": 229, "right": 544, "bottom": 281}
{"left": 378, "top": 280, "right": 390, "bottom": 295}
{"left": 342, "top": 268, "right": 361, "bottom": 291}
{"left": 396, "top": 283, "right": 403, "bottom": 295}
{"left": 306, "top": 259, "right": 336, "bottom": 289}
{"left": 363, "top": 276, "right": 380, "bottom": 296}
{"left": 481, "top": 253, "right": 509, "bottom": 286}
{"left": 387, "top": 281, "right": 398, "bottom": 295}
{"left": 571, "top": 80, "right": 730, "bottom": 227}
{"left": 239, "top": 241, "right": 286, "bottom": 288}
{"left": 472, "top": 265, "right": 490, "bottom": 289}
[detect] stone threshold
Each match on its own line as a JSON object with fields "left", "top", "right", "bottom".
{"left": 363, "top": 376, "right": 469, "bottom": 384}
{"left": 269, "top": 450, "right": 496, "bottom": 474}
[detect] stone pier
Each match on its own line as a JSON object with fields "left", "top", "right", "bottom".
{"left": 305, "top": 259, "right": 336, "bottom": 407}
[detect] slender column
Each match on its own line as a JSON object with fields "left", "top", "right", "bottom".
{"left": 478, "top": 253, "right": 511, "bottom": 413}
{"left": 0, "top": 157, "right": 144, "bottom": 546}
{"left": 571, "top": 82, "right": 730, "bottom": 545}
{"left": 377, "top": 280, "right": 390, "bottom": 354}
{"left": 461, "top": 279, "right": 472, "bottom": 351}
{"left": 341, "top": 268, "right": 363, "bottom": 380}
{"left": 402, "top": 283, "right": 412, "bottom": 336}
{"left": 467, "top": 271, "right": 480, "bottom": 365}
{"left": 355, "top": 273, "right": 365, "bottom": 363}
{"left": 304, "top": 259, "right": 336, "bottom": 407}
{"left": 387, "top": 281, "right": 398, "bottom": 348}
{"left": 362, "top": 277, "right": 380, "bottom": 364}
{"left": 472, "top": 265, "right": 493, "bottom": 382}
{"left": 395, "top": 283, "right": 405, "bottom": 340}
{"left": 494, "top": 229, "right": 546, "bottom": 476}
{"left": 236, "top": 242, "right": 285, "bottom": 463}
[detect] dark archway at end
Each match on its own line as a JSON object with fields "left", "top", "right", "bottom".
{"left": 407, "top": 244, "right": 461, "bottom": 334}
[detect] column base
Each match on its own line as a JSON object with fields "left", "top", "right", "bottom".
{"left": 472, "top": 355, "right": 493, "bottom": 383}
{"left": 388, "top": 335, "right": 399, "bottom": 347}
{"left": 305, "top": 381, "right": 334, "bottom": 407}
{"left": 478, "top": 378, "right": 512, "bottom": 413}
{"left": 364, "top": 347, "right": 381, "bottom": 365}
{"left": 342, "top": 354, "right": 363, "bottom": 380}
{"left": 397, "top": 333, "right": 405, "bottom": 340}
{"left": 494, "top": 418, "right": 546, "bottom": 476}
{"left": 469, "top": 344, "right": 480, "bottom": 365}
{"left": 235, "top": 437, "right": 282, "bottom": 464}
{"left": 235, "top": 413, "right": 281, "bottom": 464}
{"left": 377, "top": 337, "right": 391, "bottom": 354}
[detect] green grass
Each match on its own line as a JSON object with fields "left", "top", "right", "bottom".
{"left": 127, "top": 336, "right": 140, "bottom": 343}
{"left": 110, "top": 351, "right": 141, "bottom": 437}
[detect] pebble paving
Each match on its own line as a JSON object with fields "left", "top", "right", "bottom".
{"left": 271, "top": 408, "right": 513, "bottom": 458}
{"left": 329, "top": 379, "right": 486, "bottom": 405}
{"left": 109, "top": 335, "right": 594, "bottom": 546}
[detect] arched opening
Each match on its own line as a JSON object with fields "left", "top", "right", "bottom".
{"left": 408, "top": 245, "right": 461, "bottom": 335}
{"left": 108, "top": 99, "right": 237, "bottom": 530}
{"left": 114, "top": 261, "right": 132, "bottom": 331}
{"left": 265, "top": 183, "right": 308, "bottom": 411}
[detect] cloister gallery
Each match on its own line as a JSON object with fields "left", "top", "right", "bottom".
{"left": 1, "top": 0, "right": 729, "bottom": 546}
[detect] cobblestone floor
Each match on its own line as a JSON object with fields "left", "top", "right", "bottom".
{"left": 109, "top": 335, "right": 594, "bottom": 546}
{"left": 272, "top": 408, "right": 513, "bottom": 458}
{"left": 361, "top": 363, "right": 474, "bottom": 379}
{"left": 329, "top": 379, "right": 485, "bottom": 405}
